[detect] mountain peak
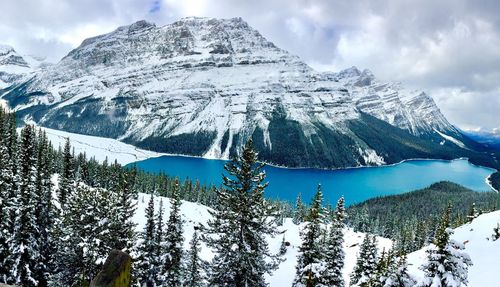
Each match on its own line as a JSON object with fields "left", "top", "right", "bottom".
{"left": 128, "top": 20, "right": 156, "bottom": 31}
{"left": 0, "top": 44, "right": 15, "bottom": 55}
{"left": 337, "top": 66, "right": 361, "bottom": 78}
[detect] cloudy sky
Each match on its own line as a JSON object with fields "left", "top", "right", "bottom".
{"left": 1, "top": 0, "right": 499, "bottom": 133}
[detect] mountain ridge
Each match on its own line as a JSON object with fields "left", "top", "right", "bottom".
{"left": 0, "top": 17, "right": 496, "bottom": 169}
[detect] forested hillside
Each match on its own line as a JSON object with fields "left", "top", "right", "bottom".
{"left": 347, "top": 181, "right": 500, "bottom": 253}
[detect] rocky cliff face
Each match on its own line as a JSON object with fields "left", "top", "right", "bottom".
{"left": 0, "top": 17, "right": 479, "bottom": 168}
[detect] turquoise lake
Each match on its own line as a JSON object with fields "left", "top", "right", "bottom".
{"left": 130, "top": 157, "right": 495, "bottom": 206}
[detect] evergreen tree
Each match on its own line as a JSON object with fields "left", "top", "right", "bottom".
{"left": 52, "top": 184, "right": 112, "bottom": 286}
{"left": 292, "top": 186, "right": 326, "bottom": 287}
{"left": 156, "top": 198, "right": 165, "bottom": 257}
{"left": 322, "top": 196, "right": 346, "bottom": 287}
{"left": 58, "top": 138, "right": 74, "bottom": 207}
{"left": 185, "top": 225, "right": 205, "bottom": 287}
{"left": 33, "top": 130, "right": 54, "bottom": 287}
{"left": 467, "top": 202, "right": 478, "bottom": 223}
{"left": 383, "top": 253, "right": 415, "bottom": 287}
{"left": 206, "top": 140, "right": 278, "bottom": 287}
{"left": 110, "top": 169, "right": 137, "bottom": 252}
{"left": 135, "top": 194, "right": 160, "bottom": 287}
{"left": 279, "top": 235, "right": 288, "bottom": 256}
{"left": 420, "top": 204, "right": 472, "bottom": 287}
{"left": 350, "top": 234, "right": 378, "bottom": 287}
{"left": 492, "top": 223, "right": 500, "bottom": 241}
{"left": 162, "top": 179, "right": 184, "bottom": 286}
{"left": 9, "top": 125, "right": 40, "bottom": 286}
{"left": 293, "top": 193, "right": 306, "bottom": 225}
{"left": 0, "top": 109, "right": 13, "bottom": 283}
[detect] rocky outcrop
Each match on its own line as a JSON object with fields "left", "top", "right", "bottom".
{"left": 90, "top": 250, "right": 132, "bottom": 287}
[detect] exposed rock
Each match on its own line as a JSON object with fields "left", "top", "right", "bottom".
{"left": 90, "top": 249, "right": 132, "bottom": 287}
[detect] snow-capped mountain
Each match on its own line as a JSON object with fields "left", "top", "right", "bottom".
{"left": 0, "top": 17, "right": 482, "bottom": 168}
{"left": 0, "top": 44, "right": 48, "bottom": 89}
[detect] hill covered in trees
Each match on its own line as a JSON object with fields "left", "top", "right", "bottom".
{"left": 347, "top": 181, "right": 500, "bottom": 252}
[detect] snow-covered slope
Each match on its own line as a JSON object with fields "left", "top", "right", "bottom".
{"left": 407, "top": 210, "right": 500, "bottom": 287}
{"left": 133, "top": 193, "right": 392, "bottom": 287}
{"left": 137, "top": 192, "right": 499, "bottom": 286}
{"left": 40, "top": 126, "right": 163, "bottom": 165}
{"left": 0, "top": 17, "right": 473, "bottom": 168}
{"left": 0, "top": 44, "right": 48, "bottom": 89}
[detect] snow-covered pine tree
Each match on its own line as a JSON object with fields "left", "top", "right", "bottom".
{"left": 467, "top": 202, "right": 478, "bottom": 223}
{"left": 52, "top": 183, "right": 112, "bottom": 286}
{"left": 185, "top": 225, "right": 206, "bottom": 287}
{"left": 292, "top": 185, "right": 326, "bottom": 287}
{"left": 109, "top": 169, "right": 137, "bottom": 252}
{"left": 350, "top": 234, "right": 379, "bottom": 287}
{"left": 162, "top": 179, "right": 184, "bottom": 286}
{"left": 372, "top": 249, "right": 390, "bottom": 287}
{"left": 156, "top": 198, "right": 165, "bottom": 257}
{"left": 383, "top": 253, "right": 416, "bottom": 287}
{"left": 279, "top": 235, "right": 288, "bottom": 256}
{"left": 420, "top": 204, "right": 472, "bottom": 287}
{"left": 322, "top": 196, "right": 346, "bottom": 287}
{"left": 33, "top": 130, "right": 54, "bottom": 287}
{"left": 206, "top": 139, "right": 279, "bottom": 287}
{"left": 293, "top": 193, "right": 307, "bottom": 225}
{"left": 135, "top": 194, "right": 160, "bottom": 287}
{"left": 9, "top": 125, "right": 40, "bottom": 287}
{"left": 493, "top": 223, "right": 500, "bottom": 241}
{"left": 0, "top": 109, "right": 14, "bottom": 283}
{"left": 58, "top": 138, "right": 74, "bottom": 207}
{"left": 4, "top": 112, "right": 19, "bottom": 237}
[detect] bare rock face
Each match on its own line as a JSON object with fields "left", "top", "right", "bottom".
{"left": 90, "top": 250, "right": 132, "bottom": 287}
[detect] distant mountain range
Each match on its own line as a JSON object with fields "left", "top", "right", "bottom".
{"left": 462, "top": 129, "right": 500, "bottom": 151}
{"left": 0, "top": 17, "right": 498, "bottom": 169}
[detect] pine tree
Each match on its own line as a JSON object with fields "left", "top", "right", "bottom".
{"left": 350, "top": 234, "right": 379, "bottom": 287}
{"left": 58, "top": 138, "right": 74, "bottom": 207}
{"left": 383, "top": 253, "right": 415, "bottom": 287}
{"left": 9, "top": 125, "right": 40, "bottom": 287}
{"left": 110, "top": 169, "right": 137, "bottom": 252}
{"left": 33, "top": 130, "right": 54, "bottom": 287}
{"left": 0, "top": 109, "right": 13, "bottom": 283}
{"left": 420, "top": 204, "right": 472, "bottom": 287}
{"left": 292, "top": 186, "right": 326, "bottom": 287}
{"left": 185, "top": 225, "right": 206, "bottom": 287}
{"left": 162, "top": 179, "right": 184, "bottom": 286}
{"left": 293, "top": 193, "right": 306, "bottom": 225}
{"left": 52, "top": 184, "right": 113, "bottom": 286}
{"left": 493, "top": 223, "right": 500, "bottom": 241}
{"left": 156, "top": 198, "right": 165, "bottom": 257}
{"left": 279, "top": 235, "right": 288, "bottom": 256}
{"left": 135, "top": 194, "right": 160, "bottom": 287}
{"left": 467, "top": 202, "right": 478, "bottom": 223}
{"left": 322, "top": 196, "right": 346, "bottom": 287}
{"left": 206, "top": 139, "right": 279, "bottom": 287}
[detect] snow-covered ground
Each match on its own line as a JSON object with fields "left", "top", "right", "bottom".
{"left": 133, "top": 193, "right": 392, "bottom": 287}
{"left": 39, "top": 126, "right": 163, "bottom": 165}
{"left": 133, "top": 193, "right": 500, "bottom": 286}
{"left": 407, "top": 210, "right": 500, "bottom": 287}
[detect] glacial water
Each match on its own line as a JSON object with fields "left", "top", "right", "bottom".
{"left": 130, "top": 157, "right": 495, "bottom": 206}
